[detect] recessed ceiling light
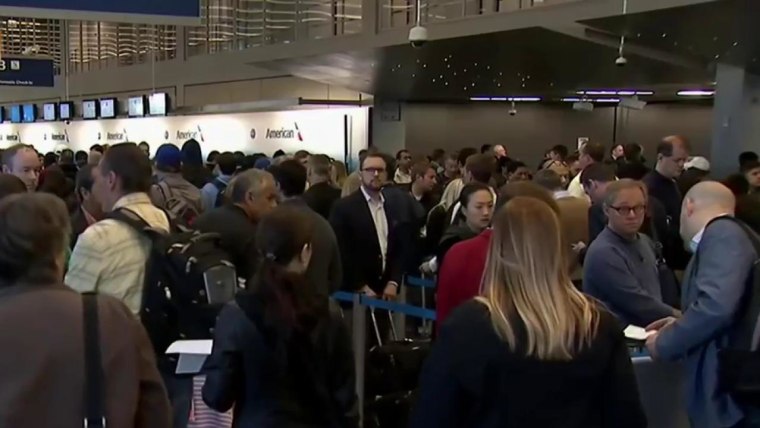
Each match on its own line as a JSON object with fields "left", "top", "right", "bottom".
{"left": 491, "top": 97, "right": 508, "bottom": 101}
{"left": 677, "top": 90, "right": 715, "bottom": 97}
{"left": 562, "top": 97, "right": 582, "bottom": 102}
{"left": 585, "top": 90, "right": 618, "bottom": 96}
{"left": 635, "top": 91, "right": 655, "bottom": 96}
{"left": 594, "top": 98, "right": 621, "bottom": 103}
{"left": 508, "top": 97, "right": 541, "bottom": 102}
{"left": 469, "top": 97, "right": 490, "bottom": 101}
{"left": 617, "top": 90, "right": 636, "bottom": 96}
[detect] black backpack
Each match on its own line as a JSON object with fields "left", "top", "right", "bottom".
{"left": 716, "top": 217, "right": 760, "bottom": 404}
{"left": 107, "top": 208, "right": 239, "bottom": 360}
{"left": 212, "top": 177, "right": 228, "bottom": 208}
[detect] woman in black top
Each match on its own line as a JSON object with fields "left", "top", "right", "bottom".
{"left": 437, "top": 182, "right": 494, "bottom": 264}
{"left": 203, "top": 205, "right": 358, "bottom": 428}
{"left": 411, "top": 197, "right": 646, "bottom": 428}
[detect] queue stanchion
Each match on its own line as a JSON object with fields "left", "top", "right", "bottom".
{"left": 405, "top": 275, "right": 436, "bottom": 336}
{"left": 352, "top": 292, "right": 366, "bottom": 426}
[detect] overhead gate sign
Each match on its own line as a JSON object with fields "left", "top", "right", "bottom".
{"left": 0, "top": 0, "right": 201, "bottom": 25}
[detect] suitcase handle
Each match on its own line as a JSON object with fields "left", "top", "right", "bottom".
{"left": 369, "top": 307, "right": 399, "bottom": 346}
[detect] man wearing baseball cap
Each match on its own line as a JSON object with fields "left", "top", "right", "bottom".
{"left": 150, "top": 144, "right": 204, "bottom": 220}
{"left": 678, "top": 156, "right": 711, "bottom": 196}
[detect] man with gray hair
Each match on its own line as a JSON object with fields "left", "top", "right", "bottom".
{"left": 583, "top": 179, "right": 680, "bottom": 327}
{"left": 194, "top": 168, "right": 279, "bottom": 282}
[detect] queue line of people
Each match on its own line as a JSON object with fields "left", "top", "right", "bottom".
{"left": 0, "top": 137, "right": 757, "bottom": 428}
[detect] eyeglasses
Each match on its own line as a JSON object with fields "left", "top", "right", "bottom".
{"left": 362, "top": 167, "right": 386, "bottom": 175}
{"left": 608, "top": 204, "right": 647, "bottom": 216}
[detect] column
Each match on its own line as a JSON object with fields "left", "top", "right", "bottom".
{"left": 711, "top": 63, "right": 760, "bottom": 178}
{"left": 371, "top": 100, "right": 406, "bottom": 157}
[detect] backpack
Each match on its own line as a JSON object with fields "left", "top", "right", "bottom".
{"left": 715, "top": 217, "right": 760, "bottom": 404}
{"left": 107, "top": 208, "right": 239, "bottom": 360}
{"left": 154, "top": 180, "right": 201, "bottom": 227}
{"left": 211, "top": 177, "right": 228, "bottom": 208}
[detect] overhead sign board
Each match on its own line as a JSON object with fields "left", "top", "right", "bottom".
{"left": 0, "top": 57, "right": 54, "bottom": 87}
{"left": 0, "top": 0, "right": 200, "bottom": 25}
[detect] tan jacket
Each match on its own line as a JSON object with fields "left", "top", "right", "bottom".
{"left": 556, "top": 195, "right": 590, "bottom": 280}
{"left": 0, "top": 284, "right": 170, "bottom": 428}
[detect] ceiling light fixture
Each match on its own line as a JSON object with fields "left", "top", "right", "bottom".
{"left": 508, "top": 97, "right": 541, "bottom": 102}
{"left": 677, "top": 90, "right": 715, "bottom": 97}
{"left": 585, "top": 90, "right": 618, "bottom": 96}
{"left": 562, "top": 97, "right": 582, "bottom": 102}
{"left": 594, "top": 98, "right": 621, "bottom": 103}
{"left": 469, "top": 97, "right": 491, "bottom": 101}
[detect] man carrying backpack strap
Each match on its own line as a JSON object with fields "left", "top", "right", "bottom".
{"left": 201, "top": 151, "right": 237, "bottom": 211}
{"left": 646, "top": 181, "right": 760, "bottom": 428}
{"left": 150, "top": 144, "right": 204, "bottom": 225}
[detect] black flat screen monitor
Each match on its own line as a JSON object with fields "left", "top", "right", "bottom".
{"left": 43, "top": 103, "right": 57, "bottom": 121}
{"left": 22, "top": 104, "right": 36, "bottom": 123}
{"left": 128, "top": 96, "right": 145, "bottom": 117}
{"left": 9, "top": 105, "right": 21, "bottom": 123}
{"left": 100, "top": 98, "right": 117, "bottom": 119}
{"left": 148, "top": 93, "right": 168, "bottom": 116}
{"left": 59, "top": 102, "right": 74, "bottom": 120}
{"left": 82, "top": 100, "right": 98, "bottom": 120}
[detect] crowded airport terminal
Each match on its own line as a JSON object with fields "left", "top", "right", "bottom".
{"left": 0, "top": 0, "right": 760, "bottom": 427}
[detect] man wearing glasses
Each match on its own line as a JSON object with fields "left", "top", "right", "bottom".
{"left": 583, "top": 179, "right": 680, "bottom": 328}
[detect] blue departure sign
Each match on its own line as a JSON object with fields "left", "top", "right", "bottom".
{"left": 0, "top": 0, "right": 200, "bottom": 24}
{"left": 0, "top": 58, "right": 54, "bottom": 87}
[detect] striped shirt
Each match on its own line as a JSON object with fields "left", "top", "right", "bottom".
{"left": 66, "top": 193, "right": 170, "bottom": 316}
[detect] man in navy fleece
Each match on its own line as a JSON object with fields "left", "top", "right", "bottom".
{"left": 583, "top": 179, "right": 679, "bottom": 328}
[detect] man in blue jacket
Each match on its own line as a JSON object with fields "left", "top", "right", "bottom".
{"left": 647, "top": 181, "right": 758, "bottom": 428}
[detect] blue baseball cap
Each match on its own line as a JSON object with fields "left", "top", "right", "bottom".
{"left": 155, "top": 144, "right": 181, "bottom": 170}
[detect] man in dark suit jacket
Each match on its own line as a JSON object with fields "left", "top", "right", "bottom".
{"left": 71, "top": 165, "right": 103, "bottom": 248}
{"left": 194, "top": 169, "right": 279, "bottom": 282}
{"left": 269, "top": 160, "right": 343, "bottom": 297}
{"left": 303, "top": 154, "right": 341, "bottom": 220}
{"left": 329, "top": 153, "right": 405, "bottom": 299}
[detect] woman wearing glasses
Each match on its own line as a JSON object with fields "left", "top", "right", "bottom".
{"left": 411, "top": 196, "right": 646, "bottom": 428}
{"left": 583, "top": 179, "right": 680, "bottom": 328}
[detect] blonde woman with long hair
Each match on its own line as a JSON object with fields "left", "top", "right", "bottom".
{"left": 411, "top": 197, "right": 646, "bottom": 428}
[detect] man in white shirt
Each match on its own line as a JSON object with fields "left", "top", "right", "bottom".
{"left": 67, "top": 143, "right": 170, "bottom": 315}
{"left": 394, "top": 149, "right": 413, "bottom": 184}
{"left": 568, "top": 141, "right": 606, "bottom": 199}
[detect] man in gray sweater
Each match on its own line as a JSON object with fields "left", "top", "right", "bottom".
{"left": 583, "top": 179, "right": 679, "bottom": 327}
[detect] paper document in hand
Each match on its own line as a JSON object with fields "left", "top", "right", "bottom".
{"left": 624, "top": 325, "right": 656, "bottom": 341}
{"left": 165, "top": 340, "right": 213, "bottom": 355}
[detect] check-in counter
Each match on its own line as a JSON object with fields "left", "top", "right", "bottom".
{"left": 632, "top": 356, "right": 689, "bottom": 428}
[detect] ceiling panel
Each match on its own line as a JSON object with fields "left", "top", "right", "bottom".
{"left": 259, "top": 27, "right": 713, "bottom": 101}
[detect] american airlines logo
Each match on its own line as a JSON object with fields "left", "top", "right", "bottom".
{"left": 176, "top": 125, "right": 205, "bottom": 142}
{"left": 266, "top": 122, "right": 303, "bottom": 142}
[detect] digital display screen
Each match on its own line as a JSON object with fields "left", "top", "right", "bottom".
{"left": 10, "top": 105, "right": 21, "bottom": 123}
{"left": 148, "top": 93, "right": 168, "bottom": 116}
{"left": 43, "top": 103, "right": 57, "bottom": 121}
{"left": 59, "top": 102, "right": 74, "bottom": 120}
{"left": 22, "top": 104, "right": 36, "bottom": 123}
{"left": 82, "top": 100, "right": 98, "bottom": 119}
{"left": 128, "top": 96, "right": 145, "bottom": 117}
{"left": 100, "top": 98, "right": 116, "bottom": 118}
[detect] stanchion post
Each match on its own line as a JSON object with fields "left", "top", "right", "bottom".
{"left": 352, "top": 293, "right": 366, "bottom": 427}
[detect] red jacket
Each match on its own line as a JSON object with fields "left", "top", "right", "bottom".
{"left": 436, "top": 229, "right": 491, "bottom": 325}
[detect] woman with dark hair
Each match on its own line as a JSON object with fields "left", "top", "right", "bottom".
{"left": 203, "top": 205, "right": 358, "bottom": 428}
{"left": 437, "top": 182, "right": 494, "bottom": 265}
{"left": 0, "top": 193, "right": 171, "bottom": 427}
{"left": 0, "top": 173, "right": 27, "bottom": 199}
{"left": 181, "top": 139, "right": 213, "bottom": 188}
{"left": 37, "top": 167, "right": 77, "bottom": 213}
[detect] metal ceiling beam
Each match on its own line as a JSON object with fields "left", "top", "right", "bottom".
{"left": 546, "top": 23, "right": 707, "bottom": 70}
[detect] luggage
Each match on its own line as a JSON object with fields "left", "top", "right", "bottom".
{"left": 364, "top": 308, "right": 429, "bottom": 428}
{"left": 107, "top": 208, "right": 238, "bottom": 359}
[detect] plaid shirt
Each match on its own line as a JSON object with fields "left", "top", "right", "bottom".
{"left": 66, "top": 193, "right": 170, "bottom": 316}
